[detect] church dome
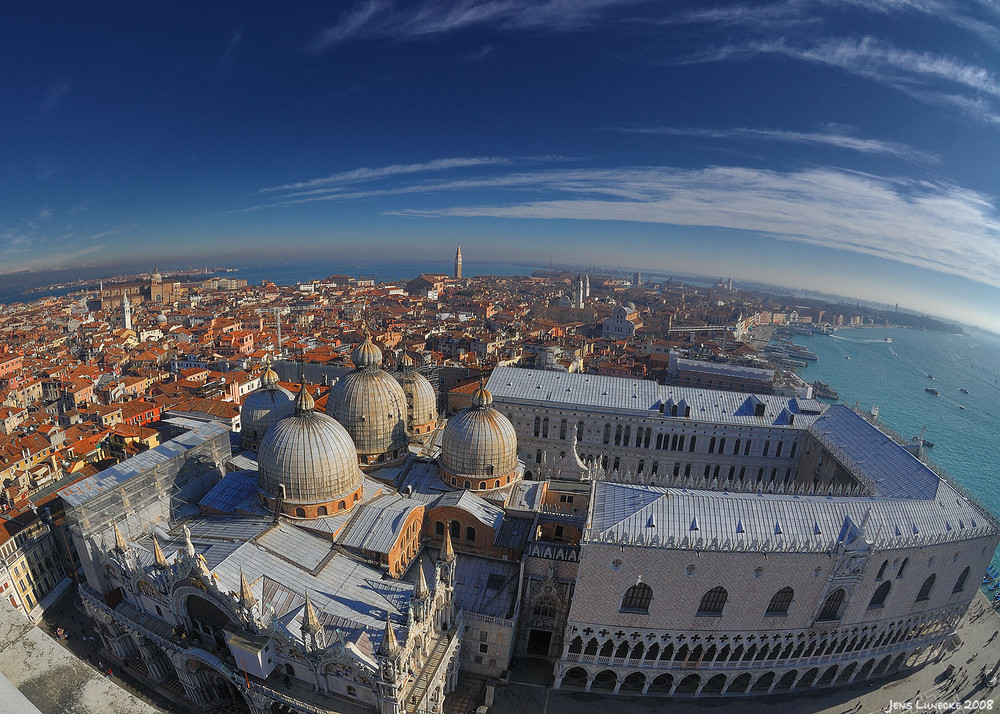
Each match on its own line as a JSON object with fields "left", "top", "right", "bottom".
{"left": 352, "top": 332, "right": 383, "bottom": 368}
{"left": 258, "top": 385, "right": 364, "bottom": 518}
{"left": 326, "top": 334, "right": 408, "bottom": 467}
{"left": 240, "top": 367, "right": 294, "bottom": 450}
{"left": 397, "top": 355, "right": 437, "bottom": 436}
{"left": 440, "top": 383, "right": 519, "bottom": 490}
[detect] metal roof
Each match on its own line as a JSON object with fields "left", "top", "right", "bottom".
{"left": 486, "top": 366, "right": 821, "bottom": 428}
{"left": 430, "top": 490, "right": 504, "bottom": 530}
{"left": 809, "top": 405, "right": 939, "bottom": 500}
{"left": 590, "top": 480, "right": 994, "bottom": 553}
{"left": 338, "top": 494, "right": 423, "bottom": 555}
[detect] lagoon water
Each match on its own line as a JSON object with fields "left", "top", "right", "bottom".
{"left": 790, "top": 327, "right": 1000, "bottom": 538}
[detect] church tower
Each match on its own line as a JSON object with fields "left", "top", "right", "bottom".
{"left": 121, "top": 294, "right": 132, "bottom": 331}
{"left": 454, "top": 245, "right": 462, "bottom": 279}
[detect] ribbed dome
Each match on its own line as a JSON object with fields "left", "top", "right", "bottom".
{"left": 352, "top": 332, "right": 383, "bottom": 368}
{"left": 240, "top": 371, "right": 294, "bottom": 450}
{"left": 398, "top": 361, "right": 438, "bottom": 435}
{"left": 258, "top": 386, "right": 364, "bottom": 513}
{"left": 326, "top": 367, "right": 408, "bottom": 463}
{"left": 440, "top": 390, "right": 518, "bottom": 482}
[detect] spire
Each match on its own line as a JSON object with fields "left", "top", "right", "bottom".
{"left": 293, "top": 380, "right": 315, "bottom": 415}
{"left": 152, "top": 536, "right": 168, "bottom": 569}
{"left": 454, "top": 244, "right": 463, "bottom": 279}
{"left": 240, "top": 568, "right": 257, "bottom": 608}
{"left": 378, "top": 613, "right": 399, "bottom": 656}
{"left": 414, "top": 557, "right": 429, "bottom": 600}
{"left": 441, "top": 524, "right": 456, "bottom": 563}
{"left": 113, "top": 523, "right": 128, "bottom": 553}
{"left": 301, "top": 592, "right": 320, "bottom": 634}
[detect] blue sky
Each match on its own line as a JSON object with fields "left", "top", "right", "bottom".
{"left": 5, "top": 2, "right": 1000, "bottom": 330}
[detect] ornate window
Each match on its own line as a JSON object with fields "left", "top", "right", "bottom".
{"left": 916, "top": 574, "right": 936, "bottom": 602}
{"left": 817, "top": 588, "right": 846, "bottom": 621}
{"left": 696, "top": 586, "right": 728, "bottom": 617}
{"left": 765, "top": 587, "right": 794, "bottom": 616}
{"left": 620, "top": 583, "right": 653, "bottom": 613}
{"left": 868, "top": 581, "right": 891, "bottom": 609}
{"left": 896, "top": 558, "right": 908, "bottom": 578}
{"left": 953, "top": 566, "right": 970, "bottom": 594}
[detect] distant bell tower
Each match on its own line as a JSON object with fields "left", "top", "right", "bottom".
{"left": 454, "top": 245, "right": 463, "bottom": 279}
{"left": 121, "top": 294, "right": 132, "bottom": 331}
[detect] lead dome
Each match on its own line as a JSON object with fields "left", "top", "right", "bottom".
{"left": 439, "top": 381, "right": 520, "bottom": 491}
{"left": 258, "top": 384, "right": 365, "bottom": 518}
{"left": 397, "top": 354, "right": 438, "bottom": 437}
{"left": 326, "top": 332, "right": 408, "bottom": 468}
{"left": 240, "top": 366, "right": 294, "bottom": 450}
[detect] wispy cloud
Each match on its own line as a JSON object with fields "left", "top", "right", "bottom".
{"left": 259, "top": 157, "right": 512, "bottom": 194}
{"left": 305, "top": 0, "right": 637, "bottom": 51}
{"left": 91, "top": 223, "right": 139, "bottom": 240}
{"left": 620, "top": 126, "right": 940, "bottom": 163}
{"left": 359, "top": 163, "right": 1000, "bottom": 290}
{"left": 41, "top": 78, "right": 72, "bottom": 115}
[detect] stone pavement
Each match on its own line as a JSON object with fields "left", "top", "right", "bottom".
{"left": 489, "top": 591, "right": 1000, "bottom": 714}
{"left": 0, "top": 595, "right": 160, "bottom": 714}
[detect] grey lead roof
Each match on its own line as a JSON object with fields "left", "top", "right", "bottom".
{"left": 810, "top": 405, "right": 939, "bottom": 500}
{"left": 431, "top": 490, "right": 504, "bottom": 530}
{"left": 338, "top": 494, "right": 423, "bottom": 554}
{"left": 590, "top": 479, "right": 995, "bottom": 552}
{"left": 486, "top": 366, "right": 821, "bottom": 428}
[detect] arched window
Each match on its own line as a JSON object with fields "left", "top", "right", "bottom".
{"left": 733, "top": 439, "right": 741, "bottom": 455}
{"left": 435, "top": 521, "right": 444, "bottom": 536}
{"left": 535, "top": 449, "right": 542, "bottom": 462}
{"left": 709, "top": 437, "right": 716, "bottom": 454}
{"left": 534, "top": 417, "right": 541, "bottom": 437}
{"left": 295, "top": 507, "right": 306, "bottom": 517}
{"left": 317, "top": 506, "right": 328, "bottom": 516}
{"left": 689, "top": 436, "right": 697, "bottom": 452}
{"left": 696, "top": 586, "right": 728, "bottom": 617}
{"left": 876, "top": 560, "right": 888, "bottom": 580}
{"left": 953, "top": 566, "right": 970, "bottom": 594}
{"left": 542, "top": 418, "right": 549, "bottom": 437}
{"left": 450, "top": 521, "right": 460, "bottom": 539}
{"left": 465, "top": 527, "right": 476, "bottom": 542}
{"left": 896, "top": 558, "right": 908, "bottom": 578}
{"left": 817, "top": 588, "right": 846, "bottom": 621}
{"left": 790, "top": 441, "right": 797, "bottom": 457}
{"left": 615, "top": 424, "right": 623, "bottom": 446}
{"left": 763, "top": 440, "right": 770, "bottom": 457}
{"left": 603, "top": 424, "right": 611, "bottom": 444}
{"left": 620, "top": 582, "right": 653, "bottom": 613}
{"left": 744, "top": 439, "right": 752, "bottom": 456}
{"left": 916, "top": 574, "right": 936, "bottom": 602}
{"left": 765, "top": 587, "right": 794, "bottom": 616}
{"left": 464, "top": 480, "right": 471, "bottom": 489}
{"left": 718, "top": 438, "right": 725, "bottom": 453}
{"left": 868, "top": 581, "right": 891, "bottom": 609}
{"left": 338, "top": 500, "right": 346, "bottom": 511}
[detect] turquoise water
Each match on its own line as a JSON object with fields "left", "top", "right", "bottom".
{"left": 789, "top": 327, "right": 1000, "bottom": 528}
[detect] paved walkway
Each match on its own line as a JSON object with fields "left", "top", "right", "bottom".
{"left": 490, "top": 591, "right": 1000, "bottom": 714}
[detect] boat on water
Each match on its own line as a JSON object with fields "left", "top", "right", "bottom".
{"left": 884, "top": 337, "right": 892, "bottom": 343}
{"left": 927, "top": 374, "right": 934, "bottom": 379}
{"left": 924, "top": 387, "right": 940, "bottom": 396}
{"left": 960, "top": 387, "right": 970, "bottom": 394}
{"left": 844, "top": 355, "right": 851, "bottom": 360}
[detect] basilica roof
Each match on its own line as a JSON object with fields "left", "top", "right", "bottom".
{"left": 258, "top": 385, "right": 364, "bottom": 506}
{"left": 440, "top": 384, "right": 518, "bottom": 478}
